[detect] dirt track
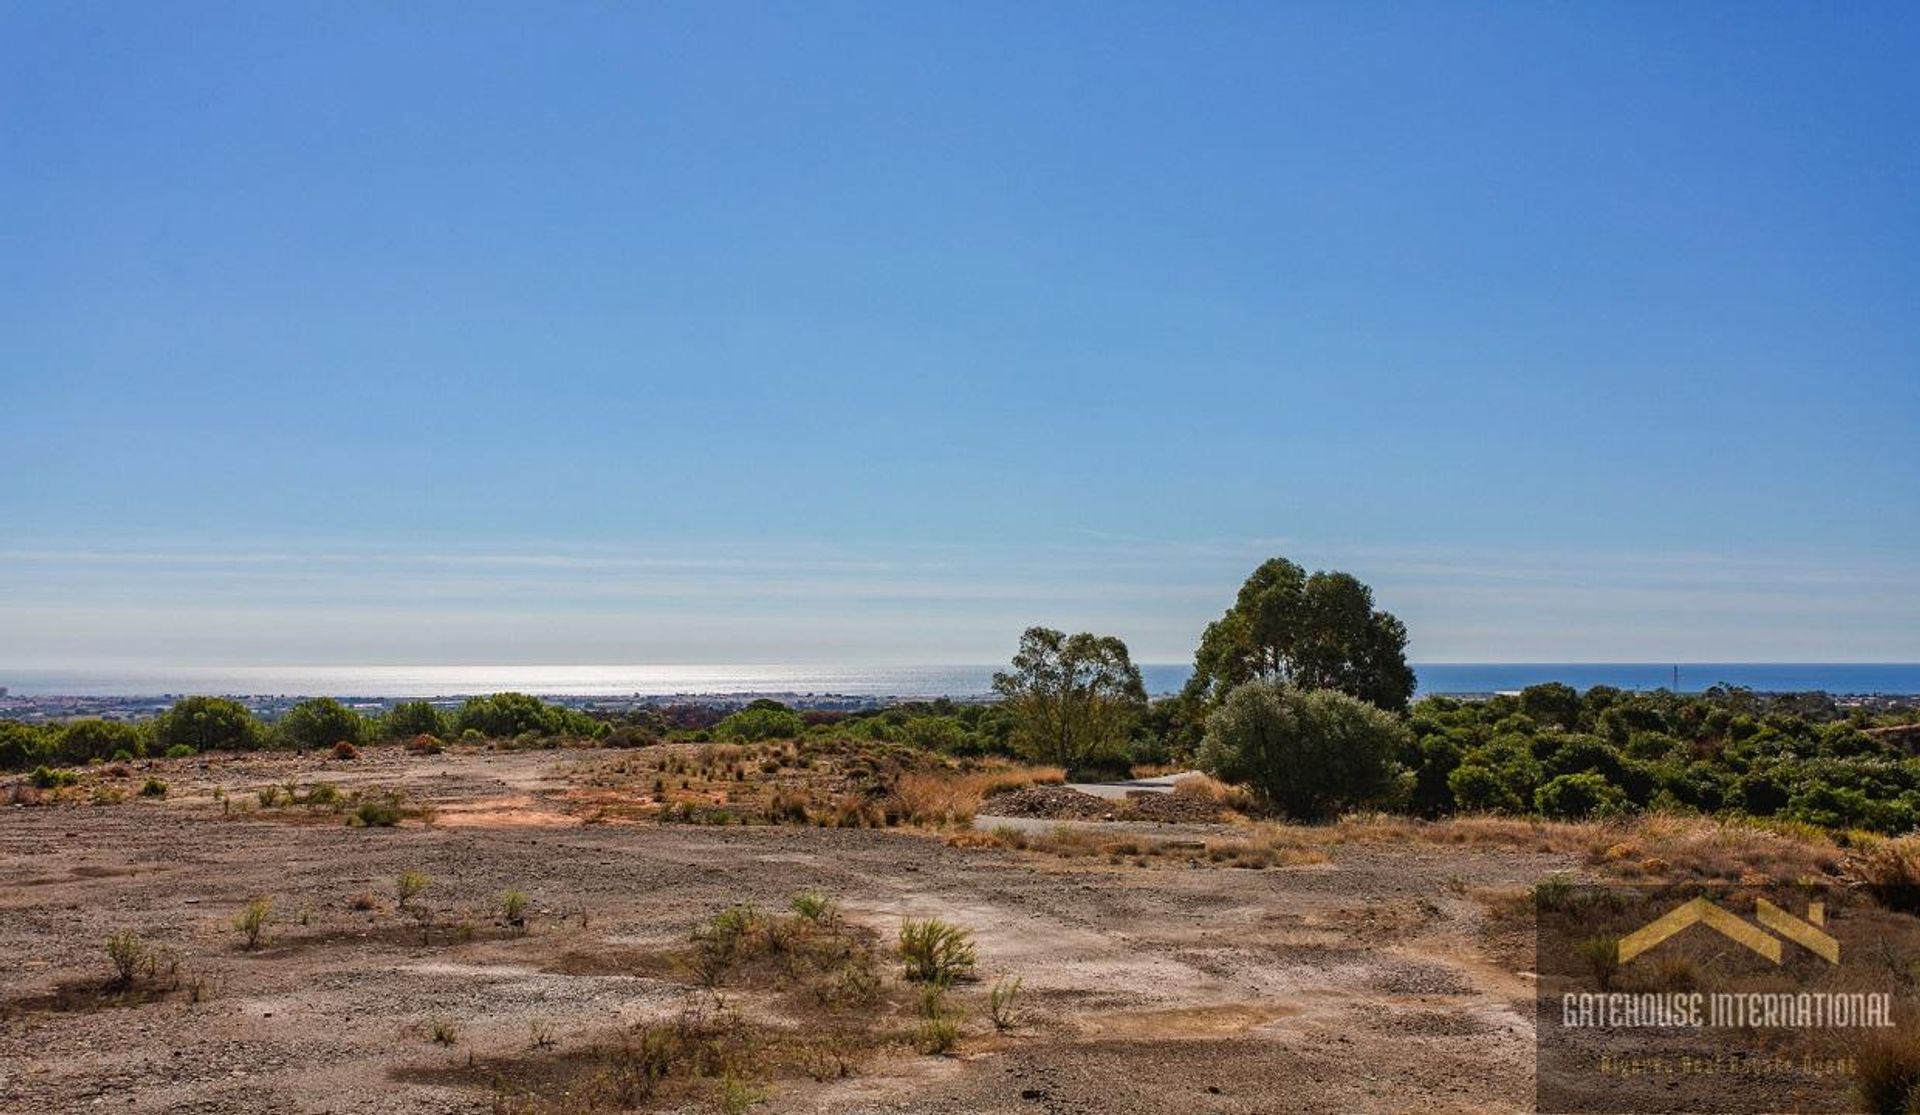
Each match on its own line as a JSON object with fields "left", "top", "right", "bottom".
{"left": 0, "top": 747, "right": 1567, "bottom": 1113}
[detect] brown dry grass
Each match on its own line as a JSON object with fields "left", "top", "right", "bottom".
{"left": 572, "top": 738, "right": 1067, "bottom": 832}
{"left": 1283, "top": 811, "right": 1847, "bottom": 884}
{"left": 470, "top": 895, "right": 990, "bottom": 1113}
{"left": 950, "top": 823, "right": 1327, "bottom": 870}
{"left": 890, "top": 765, "right": 1064, "bottom": 826}
{"left": 1169, "top": 772, "right": 1255, "bottom": 813}
{"left": 1852, "top": 1024, "right": 1920, "bottom": 1114}
{"left": 1846, "top": 834, "right": 1920, "bottom": 913}
{"left": 962, "top": 809, "right": 1848, "bottom": 886}
{"left": 1128, "top": 763, "right": 1183, "bottom": 779}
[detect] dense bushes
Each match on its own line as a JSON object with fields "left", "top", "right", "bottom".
{"left": 0, "top": 718, "right": 146, "bottom": 768}
{"left": 714, "top": 701, "right": 807, "bottom": 742}
{"left": 1533, "top": 772, "right": 1628, "bottom": 819}
{"left": 3, "top": 677, "right": 1913, "bottom": 839}
{"left": 0, "top": 721, "right": 41, "bottom": 768}
{"left": 836, "top": 702, "right": 1013, "bottom": 756}
{"left": 1197, "top": 681, "right": 1410, "bottom": 820}
{"left": 153, "top": 696, "right": 261, "bottom": 753}
{"left": 1403, "top": 684, "right": 1920, "bottom": 832}
{"left": 453, "top": 692, "right": 604, "bottom": 739}
{"left": 0, "top": 691, "right": 610, "bottom": 771}
{"left": 382, "top": 700, "right": 450, "bottom": 740}
{"left": 55, "top": 719, "right": 145, "bottom": 764}
{"left": 278, "top": 698, "right": 368, "bottom": 751}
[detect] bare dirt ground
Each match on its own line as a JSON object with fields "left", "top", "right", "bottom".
{"left": 0, "top": 745, "right": 1570, "bottom": 1114}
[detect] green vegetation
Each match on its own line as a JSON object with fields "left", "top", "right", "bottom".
{"left": 155, "top": 696, "right": 262, "bottom": 753}
{"left": 2, "top": 555, "right": 1916, "bottom": 841}
{"left": 396, "top": 870, "right": 431, "bottom": 909}
{"left": 278, "top": 697, "right": 366, "bottom": 751}
{"left": 454, "top": 691, "right": 604, "bottom": 740}
{"left": 1534, "top": 873, "right": 1576, "bottom": 911}
{"left": 353, "top": 798, "right": 403, "bottom": 827}
{"left": 501, "top": 888, "right": 529, "bottom": 931}
{"left": 383, "top": 700, "right": 450, "bottom": 739}
{"left": 57, "top": 719, "right": 145, "bottom": 763}
{"left": 1197, "top": 681, "right": 1410, "bottom": 820}
{"left": 105, "top": 930, "right": 147, "bottom": 988}
{"left": 234, "top": 896, "right": 273, "bottom": 950}
{"left": 1406, "top": 684, "right": 1920, "bottom": 831}
{"left": 0, "top": 690, "right": 619, "bottom": 775}
{"left": 0, "top": 721, "right": 40, "bottom": 768}
{"left": 1534, "top": 771, "right": 1627, "bottom": 819}
{"left": 30, "top": 764, "right": 78, "bottom": 789}
{"left": 1575, "top": 935, "right": 1621, "bottom": 991}
{"left": 4, "top": 718, "right": 144, "bottom": 767}
{"left": 715, "top": 700, "right": 807, "bottom": 742}
{"left": 715, "top": 1070, "right": 770, "bottom": 1113}
{"left": 988, "top": 975, "right": 1023, "bottom": 1030}
{"left": 912, "top": 985, "right": 961, "bottom": 1054}
{"left": 991, "top": 626, "right": 1145, "bottom": 777}
{"left": 898, "top": 917, "right": 976, "bottom": 985}
{"left": 789, "top": 889, "right": 837, "bottom": 925}
{"left": 1185, "top": 557, "right": 1416, "bottom": 713}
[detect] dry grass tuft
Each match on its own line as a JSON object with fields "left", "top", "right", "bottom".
{"left": 898, "top": 918, "right": 976, "bottom": 985}
{"left": 1311, "top": 812, "right": 1844, "bottom": 884}
{"left": 480, "top": 893, "right": 989, "bottom": 1114}
{"left": 1848, "top": 835, "right": 1920, "bottom": 913}
{"left": 890, "top": 765, "right": 1064, "bottom": 827}
{"left": 950, "top": 822, "right": 1327, "bottom": 870}
{"left": 1170, "top": 772, "right": 1254, "bottom": 813}
{"left": 1854, "top": 1025, "right": 1920, "bottom": 1114}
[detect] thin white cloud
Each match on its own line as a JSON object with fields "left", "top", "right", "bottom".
{"left": 1, "top": 536, "right": 1914, "bottom": 664}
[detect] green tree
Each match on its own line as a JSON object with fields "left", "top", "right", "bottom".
{"left": 1534, "top": 772, "right": 1628, "bottom": 819}
{"left": 714, "top": 703, "right": 805, "bottom": 742}
{"left": 454, "top": 692, "right": 602, "bottom": 739}
{"left": 1196, "top": 681, "right": 1410, "bottom": 820}
{"left": 1186, "top": 558, "right": 1415, "bottom": 713}
{"left": 277, "top": 698, "right": 367, "bottom": 751}
{"left": 383, "top": 700, "right": 449, "bottom": 740}
{"left": 1140, "top": 692, "right": 1205, "bottom": 763}
{"left": 0, "top": 721, "right": 49, "bottom": 770}
{"left": 1408, "top": 732, "right": 1466, "bottom": 816}
{"left": 991, "top": 626, "right": 1146, "bottom": 775}
{"left": 902, "top": 715, "right": 971, "bottom": 753}
{"left": 1520, "top": 683, "right": 1583, "bottom": 729}
{"left": 1447, "top": 762, "right": 1525, "bottom": 813}
{"left": 1447, "top": 734, "right": 1541, "bottom": 813}
{"left": 55, "top": 719, "right": 144, "bottom": 764}
{"left": 153, "top": 697, "right": 262, "bottom": 753}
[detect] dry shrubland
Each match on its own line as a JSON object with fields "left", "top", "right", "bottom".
{"left": 476, "top": 897, "right": 1002, "bottom": 1113}
{"left": 888, "top": 766, "right": 1064, "bottom": 825}
{"left": 573, "top": 736, "right": 1064, "bottom": 830}
{"left": 949, "top": 822, "right": 1327, "bottom": 871}
{"left": 1289, "top": 811, "right": 1849, "bottom": 884}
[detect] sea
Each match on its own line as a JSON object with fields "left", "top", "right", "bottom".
{"left": 3, "top": 663, "right": 1919, "bottom": 699}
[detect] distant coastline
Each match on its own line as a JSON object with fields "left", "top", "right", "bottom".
{"left": 3, "top": 662, "right": 1919, "bottom": 701}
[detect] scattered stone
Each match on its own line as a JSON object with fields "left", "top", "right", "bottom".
{"left": 978, "top": 787, "right": 1114, "bottom": 820}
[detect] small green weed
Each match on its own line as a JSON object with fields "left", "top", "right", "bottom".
{"left": 899, "top": 917, "right": 976, "bottom": 985}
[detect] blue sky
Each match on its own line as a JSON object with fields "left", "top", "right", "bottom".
{"left": 3, "top": 2, "right": 1916, "bottom": 666}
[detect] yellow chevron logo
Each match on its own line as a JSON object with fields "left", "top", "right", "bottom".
{"left": 1617, "top": 897, "right": 1838, "bottom": 966}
